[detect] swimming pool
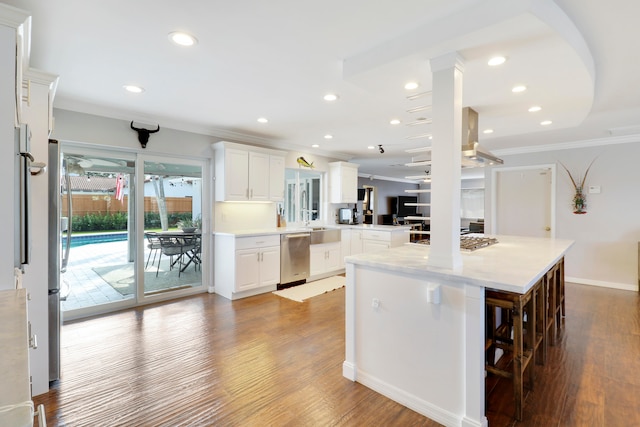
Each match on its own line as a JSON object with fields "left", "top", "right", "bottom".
{"left": 62, "top": 232, "right": 128, "bottom": 248}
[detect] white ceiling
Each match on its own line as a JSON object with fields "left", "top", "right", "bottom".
{"left": 5, "top": 0, "right": 640, "bottom": 180}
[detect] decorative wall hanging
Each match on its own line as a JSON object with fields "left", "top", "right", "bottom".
{"left": 296, "top": 156, "right": 314, "bottom": 168}
{"left": 130, "top": 121, "right": 160, "bottom": 148}
{"left": 559, "top": 158, "right": 597, "bottom": 214}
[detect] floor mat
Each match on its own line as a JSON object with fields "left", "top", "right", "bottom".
{"left": 273, "top": 275, "right": 345, "bottom": 302}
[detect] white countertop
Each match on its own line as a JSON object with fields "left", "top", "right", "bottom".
{"left": 345, "top": 235, "right": 574, "bottom": 294}
{"left": 215, "top": 223, "right": 411, "bottom": 237}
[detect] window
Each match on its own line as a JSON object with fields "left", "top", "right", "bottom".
{"left": 460, "top": 188, "right": 484, "bottom": 219}
{"left": 284, "top": 169, "right": 322, "bottom": 224}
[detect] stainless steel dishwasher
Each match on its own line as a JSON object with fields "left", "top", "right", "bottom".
{"left": 279, "top": 232, "right": 310, "bottom": 289}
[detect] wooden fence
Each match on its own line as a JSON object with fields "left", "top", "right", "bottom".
{"left": 61, "top": 194, "right": 192, "bottom": 216}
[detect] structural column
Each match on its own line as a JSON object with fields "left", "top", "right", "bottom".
{"left": 427, "top": 52, "right": 464, "bottom": 270}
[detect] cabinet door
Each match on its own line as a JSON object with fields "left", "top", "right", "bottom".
{"left": 341, "top": 165, "right": 358, "bottom": 203}
{"left": 235, "top": 248, "right": 260, "bottom": 291}
{"left": 269, "top": 155, "right": 285, "bottom": 201}
{"left": 326, "top": 243, "right": 341, "bottom": 272}
{"left": 362, "top": 240, "right": 389, "bottom": 254}
{"left": 225, "top": 148, "right": 249, "bottom": 200}
{"left": 259, "top": 246, "right": 281, "bottom": 286}
{"left": 310, "top": 245, "right": 326, "bottom": 276}
{"left": 351, "top": 230, "right": 363, "bottom": 255}
{"left": 248, "top": 151, "right": 270, "bottom": 201}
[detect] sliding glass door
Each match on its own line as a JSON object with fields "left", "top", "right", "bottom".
{"left": 141, "top": 158, "right": 203, "bottom": 297}
{"left": 58, "top": 145, "right": 207, "bottom": 319}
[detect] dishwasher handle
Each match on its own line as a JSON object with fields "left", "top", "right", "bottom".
{"left": 285, "top": 233, "right": 311, "bottom": 239}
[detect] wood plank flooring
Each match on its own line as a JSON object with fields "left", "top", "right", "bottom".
{"left": 34, "top": 282, "right": 640, "bottom": 426}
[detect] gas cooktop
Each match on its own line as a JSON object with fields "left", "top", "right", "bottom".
{"left": 414, "top": 235, "right": 499, "bottom": 252}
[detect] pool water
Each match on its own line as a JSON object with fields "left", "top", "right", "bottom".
{"left": 62, "top": 232, "right": 128, "bottom": 248}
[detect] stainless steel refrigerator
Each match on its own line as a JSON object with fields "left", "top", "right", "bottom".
{"left": 47, "top": 138, "right": 66, "bottom": 383}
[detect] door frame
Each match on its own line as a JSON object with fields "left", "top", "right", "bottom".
{"left": 490, "top": 164, "right": 556, "bottom": 238}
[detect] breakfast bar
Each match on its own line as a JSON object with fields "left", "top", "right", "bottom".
{"left": 342, "top": 235, "right": 574, "bottom": 427}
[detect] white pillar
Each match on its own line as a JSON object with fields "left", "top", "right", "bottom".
{"left": 427, "top": 52, "right": 463, "bottom": 270}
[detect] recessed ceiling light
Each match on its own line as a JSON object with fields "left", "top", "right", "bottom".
{"left": 404, "top": 82, "right": 419, "bottom": 90}
{"left": 528, "top": 105, "right": 542, "bottom": 112}
{"left": 390, "top": 119, "right": 401, "bottom": 125}
{"left": 169, "top": 31, "right": 198, "bottom": 46}
{"left": 323, "top": 93, "right": 338, "bottom": 101}
{"left": 488, "top": 56, "right": 506, "bottom": 66}
{"left": 483, "top": 129, "right": 494, "bottom": 134}
{"left": 512, "top": 85, "right": 527, "bottom": 93}
{"left": 324, "top": 134, "right": 333, "bottom": 139}
{"left": 123, "top": 85, "right": 144, "bottom": 93}
{"left": 540, "top": 120, "right": 553, "bottom": 126}
{"left": 311, "top": 144, "right": 319, "bottom": 148}
{"left": 257, "top": 117, "right": 268, "bottom": 123}
{"left": 367, "top": 145, "right": 375, "bottom": 150}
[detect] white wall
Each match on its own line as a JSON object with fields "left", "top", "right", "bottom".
{"left": 485, "top": 141, "right": 640, "bottom": 291}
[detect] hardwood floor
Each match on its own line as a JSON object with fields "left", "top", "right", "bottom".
{"left": 34, "top": 282, "right": 640, "bottom": 426}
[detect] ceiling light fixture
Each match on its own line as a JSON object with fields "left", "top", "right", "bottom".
{"left": 323, "top": 93, "right": 338, "bottom": 101}
{"left": 488, "top": 56, "right": 506, "bottom": 66}
{"left": 512, "top": 85, "right": 527, "bottom": 93}
{"left": 404, "top": 81, "right": 419, "bottom": 90}
{"left": 483, "top": 129, "right": 494, "bottom": 134}
{"left": 324, "top": 134, "right": 333, "bottom": 139}
{"left": 311, "top": 144, "right": 319, "bottom": 148}
{"left": 367, "top": 145, "right": 375, "bottom": 150}
{"left": 257, "top": 117, "right": 268, "bottom": 123}
{"left": 123, "top": 85, "right": 144, "bottom": 93}
{"left": 540, "top": 120, "right": 553, "bottom": 126}
{"left": 390, "top": 119, "right": 401, "bottom": 125}
{"left": 406, "top": 118, "right": 432, "bottom": 126}
{"left": 528, "top": 105, "right": 542, "bottom": 112}
{"left": 168, "top": 31, "right": 198, "bottom": 46}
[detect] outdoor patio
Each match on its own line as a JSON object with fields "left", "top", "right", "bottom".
{"left": 60, "top": 238, "right": 202, "bottom": 312}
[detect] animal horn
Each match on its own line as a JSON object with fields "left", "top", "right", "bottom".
{"left": 148, "top": 125, "right": 160, "bottom": 133}
{"left": 130, "top": 121, "right": 140, "bottom": 131}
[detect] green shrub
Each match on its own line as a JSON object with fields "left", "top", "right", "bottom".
{"left": 71, "top": 212, "right": 193, "bottom": 232}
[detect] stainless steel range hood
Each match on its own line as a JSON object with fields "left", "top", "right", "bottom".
{"left": 461, "top": 107, "right": 503, "bottom": 168}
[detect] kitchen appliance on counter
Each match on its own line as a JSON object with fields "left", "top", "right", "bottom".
{"left": 279, "top": 232, "right": 310, "bottom": 289}
{"left": 338, "top": 208, "right": 352, "bottom": 224}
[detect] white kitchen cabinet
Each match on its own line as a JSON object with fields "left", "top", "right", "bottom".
{"left": 310, "top": 242, "right": 341, "bottom": 277}
{"left": 214, "top": 233, "right": 281, "bottom": 300}
{"left": 269, "top": 155, "right": 285, "bottom": 201}
{"left": 329, "top": 161, "right": 359, "bottom": 203}
{"left": 213, "top": 142, "right": 286, "bottom": 202}
{"left": 351, "top": 229, "right": 363, "bottom": 256}
{"left": 361, "top": 228, "right": 409, "bottom": 254}
{"left": 340, "top": 228, "right": 351, "bottom": 268}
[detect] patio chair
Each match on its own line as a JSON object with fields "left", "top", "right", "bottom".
{"left": 145, "top": 232, "right": 162, "bottom": 268}
{"left": 156, "top": 235, "right": 195, "bottom": 277}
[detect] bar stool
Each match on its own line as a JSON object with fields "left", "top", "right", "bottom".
{"left": 554, "top": 258, "right": 566, "bottom": 328}
{"left": 485, "top": 285, "right": 537, "bottom": 421}
{"left": 545, "top": 265, "right": 558, "bottom": 346}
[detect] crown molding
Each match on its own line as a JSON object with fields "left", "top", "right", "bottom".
{"left": 493, "top": 133, "right": 640, "bottom": 157}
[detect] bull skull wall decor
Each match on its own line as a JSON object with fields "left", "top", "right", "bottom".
{"left": 130, "top": 121, "right": 160, "bottom": 148}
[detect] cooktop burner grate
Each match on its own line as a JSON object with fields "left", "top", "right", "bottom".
{"left": 414, "top": 236, "right": 499, "bottom": 252}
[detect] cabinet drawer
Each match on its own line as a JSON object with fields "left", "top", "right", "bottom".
{"left": 236, "top": 235, "right": 280, "bottom": 250}
{"left": 362, "top": 230, "right": 391, "bottom": 242}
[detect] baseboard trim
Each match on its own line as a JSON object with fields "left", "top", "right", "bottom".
{"left": 565, "top": 276, "right": 638, "bottom": 292}
{"left": 355, "top": 369, "right": 471, "bottom": 427}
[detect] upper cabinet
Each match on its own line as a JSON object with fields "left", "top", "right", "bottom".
{"left": 213, "top": 141, "right": 286, "bottom": 202}
{"left": 329, "top": 161, "right": 359, "bottom": 204}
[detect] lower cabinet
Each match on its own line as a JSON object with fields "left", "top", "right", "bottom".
{"left": 310, "top": 242, "right": 341, "bottom": 277}
{"left": 235, "top": 245, "right": 280, "bottom": 292}
{"left": 214, "top": 234, "right": 281, "bottom": 300}
{"left": 361, "top": 229, "right": 409, "bottom": 254}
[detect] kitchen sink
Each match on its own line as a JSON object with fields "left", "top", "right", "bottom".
{"left": 310, "top": 227, "right": 341, "bottom": 244}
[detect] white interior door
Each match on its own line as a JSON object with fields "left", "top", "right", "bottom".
{"left": 492, "top": 165, "right": 555, "bottom": 238}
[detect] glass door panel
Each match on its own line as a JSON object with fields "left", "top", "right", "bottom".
{"left": 59, "top": 150, "right": 137, "bottom": 315}
{"left": 142, "top": 160, "right": 203, "bottom": 295}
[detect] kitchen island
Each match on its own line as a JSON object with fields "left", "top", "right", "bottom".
{"left": 342, "top": 235, "right": 573, "bottom": 427}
